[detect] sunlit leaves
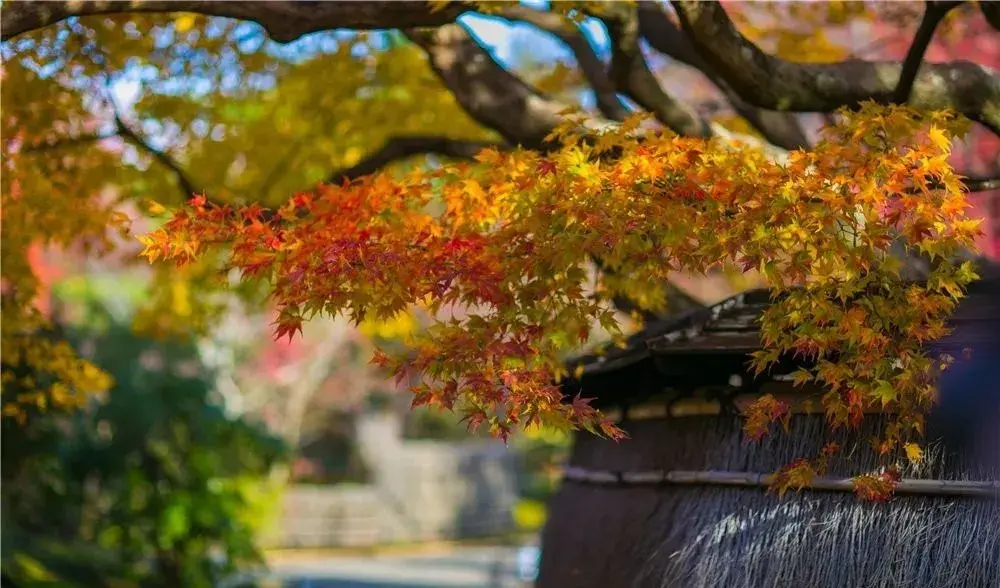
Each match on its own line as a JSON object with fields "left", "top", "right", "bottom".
{"left": 744, "top": 394, "right": 792, "bottom": 442}
{"left": 769, "top": 459, "right": 817, "bottom": 498}
{"left": 2, "top": 14, "right": 502, "bottom": 422}
{"left": 142, "top": 104, "right": 982, "bottom": 450}
{"left": 852, "top": 468, "right": 901, "bottom": 502}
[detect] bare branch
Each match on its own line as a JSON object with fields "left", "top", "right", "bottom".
{"left": 636, "top": 4, "right": 810, "bottom": 150}
{"left": 112, "top": 111, "right": 199, "bottom": 200}
{"left": 963, "top": 175, "right": 1000, "bottom": 193}
{"left": 1, "top": 0, "right": 466, "bottom": 43}
{"left": 893, "top": 1, "right": 964, "bottom": 105}
{"left": 672, "top": 1, "right": 1000, "bottom": 137}
{"left": 603, "top": 6, "right": 710, "bottom": 137}
{"left": 403, "top": 24, "right": 615, "bottom": 150}
{"left": 498, "top": 5, "right": 630, "bottom": 121}
{"left": 406, "top": 21, "right": 788, "bottom": 159}
{"left": 327, "top": 135, "right": 505, "bottom": 184}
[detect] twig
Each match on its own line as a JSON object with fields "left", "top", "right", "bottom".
{"left": 112, "top": 110, "right": 199, "bottom": 200}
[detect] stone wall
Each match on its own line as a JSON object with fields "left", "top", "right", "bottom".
{"left": 271, "top": 412, "right": 519, "bottom": 548}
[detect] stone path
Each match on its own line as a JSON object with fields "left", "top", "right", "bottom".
{"left": 247, "top": 546, "right": 530, "bottom": 588}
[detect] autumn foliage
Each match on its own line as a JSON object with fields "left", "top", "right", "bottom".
{"left": 140, "top": 104, "right": 982, "bottom": 476}
{"left": 4, "top": 1, "right": 998, "bottom": 507}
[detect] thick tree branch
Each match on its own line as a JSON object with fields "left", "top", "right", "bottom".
{"left": 498, "top": 5, "right": 630, "bottom": 122}
{"left": 636, "top": 4, "right": 810, "bottom": 150}
{"left": 406, "top": 21, "right": 787, "bottom": 158}
{"left": 405, "top": 22, "right": 714, "bottom": 317}
{"left": 893, "top": 1, "right": 964, "bottom": 105}
{"left": 403, "top": 24, "right": 617, "bottom": 150}
{"left": 672, "top": 1, "right": 1000, "bottom": 136}
{"left": 326, "top": 135, "right": 505, "bottom": 184}
{"left": 1, "top": 0, "right": 466, "bottom": 43}
{"left": 603, "top": 6, "right": 710, "bottom": 138}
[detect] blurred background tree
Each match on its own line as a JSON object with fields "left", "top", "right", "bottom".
{"left": 1, "top": 279, "right": 286, "bottom": 587}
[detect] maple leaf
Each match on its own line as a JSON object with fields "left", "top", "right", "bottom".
{"left": 903, "top": 442, "right": 923, "bottom": 464}
{"left": 769, "top": 459, "right": 816, "bottom": 497}
{"left": 852, "top": 469, "right": 901, "bottom": 502}
{"left": 743, "top": 394, "right": 791, "bottom": 442}
{"left": 926, "top": 125, "right": 952, "bottom": 152}
{"left": 104, "top": 96, "right": 978, "bottom": 469}
{"left": 537, "top": 160, "right": 558, "bottom": 176}
{"left": 872, "top": 380, "right": 897, "bottom": 408}
{"left": 272, "top": 312, "right": 304, "bottom": 343}
{"left": 569, "top": 393, "right": 596, "bottom": 423}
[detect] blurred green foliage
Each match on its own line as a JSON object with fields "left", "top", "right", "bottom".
{"left": 1, "top": 285, "right": 287, "bottom": 587}
{"left": 512, "top": 427, "right": 571, "bottom": 533}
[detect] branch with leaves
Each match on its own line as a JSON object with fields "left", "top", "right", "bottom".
{"left": 5, "top": 0, "right": 1000, "bottom": 483}
{"left": 141, "top": 105, "right": 983, "bottom": 450}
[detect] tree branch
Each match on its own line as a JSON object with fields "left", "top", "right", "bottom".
{"left": 113, "top": 111, "right": 199, "bottom": 200}
{"left": 963, "top": 175, "right": 1000, "bottom": 193}
{"left": 406, "top": 20, "right": 788, "bottom": 157}
{"left": 603, "top": 6, "right": 710, "bottom": 137}
{"left": 326, "top": 135, "right": 505, "bottom": 184}
{"left": 498, "top": 5, "right": 630, "bottom": 122}
{"left": 893, "top": 1, "right": 964, "bottom": 105}
{"left": 1, "top": 0, "right": 466, "bottom": 43}
{"left": 591, "top": 255, "right": 704, "bottom": 321}
{"left": 636, "top": 4, "right": 810, "bottom": 150}
{"left": 405, "top": 21, "right": 710, "bottom": 318}
{"left": 672, "top": 1, "right": 1000, "bottom": 137}
{"left": 403, "top": 24, "right": 617, "bottom": 150}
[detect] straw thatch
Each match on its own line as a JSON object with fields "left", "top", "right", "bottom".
{"left": 538, "top": 412, "right": 1000, "bottom": 588}
{"left": 538, "top": 266, "right": 1000, "bottom": 588}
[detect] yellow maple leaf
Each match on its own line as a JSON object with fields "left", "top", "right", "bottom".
{"left": 904, "top": 442, "right": 923, "bottom": 464}
{"left": 926, "top": 126, "right": 952, "bottom": 152}
{"left": 145, "top": 199, "right": 167, "bottom": 216}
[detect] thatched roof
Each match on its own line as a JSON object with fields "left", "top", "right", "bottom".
{"left": 538, "top": 412, "right": 1000, "bottom": 588}
{"left": 538, "top": 264, "right": 1000, "bottom": 588}
{"left": 561, "top": 261, "right": 1000, "bottom": 411}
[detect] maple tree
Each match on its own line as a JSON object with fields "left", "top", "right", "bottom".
{"left": 4, "top": 1, "right": 1000, "bottom": 501}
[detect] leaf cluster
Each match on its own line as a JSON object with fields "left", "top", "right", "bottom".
{"left": 143, "top": 105, "right": 982, "bottom": 478}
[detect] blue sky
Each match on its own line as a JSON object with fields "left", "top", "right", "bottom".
{"left": 460, "top": 10, "right": 612, "bottom": 65}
